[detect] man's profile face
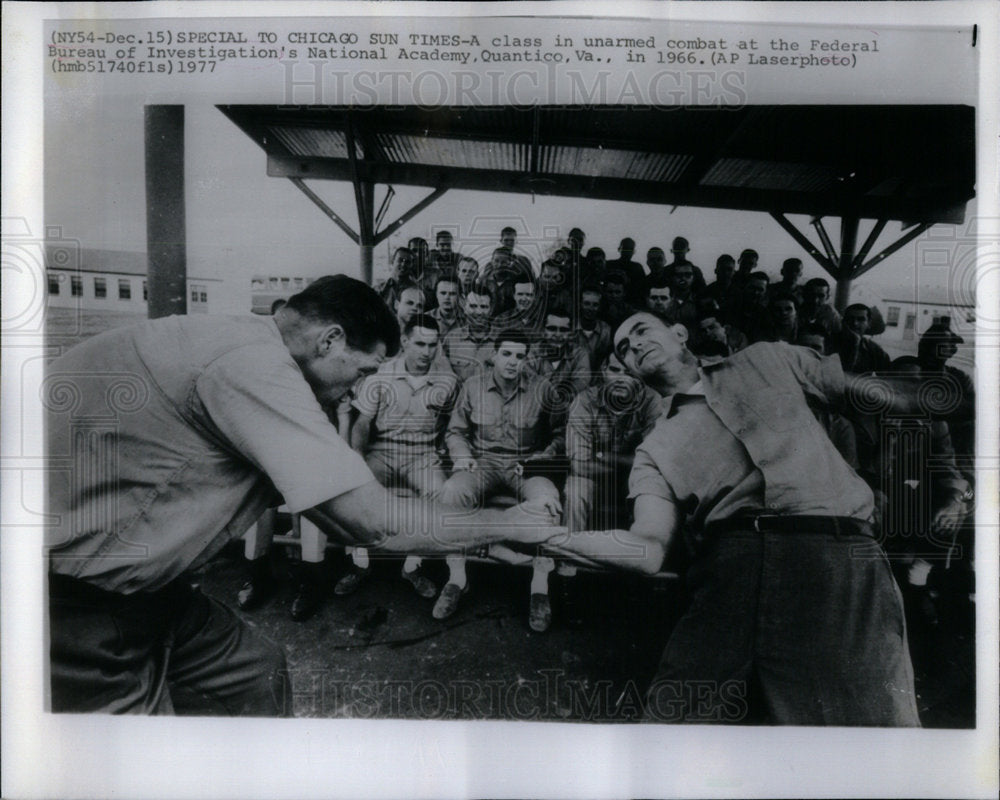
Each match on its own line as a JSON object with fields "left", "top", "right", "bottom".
{"left": 673, "top": 266, "right": 694, "bottom": 295}
{"left": 580, "top": 291, "right": 602, "bottom": 322}
{"left": 402, "top": 325, "right": 440, "bottom": 372}
{"left": 614, "top": 313, "right": 687, "bottom": 380}
{"left": 844, "top": 308, "right": 869, "bottom": 336}
{"left": 493, "top": 340, "right": 528, "bottom": 380}
{"left": 771, "top": 299, "right": 797, "bottom": 326}
{"left": 305, "top": 333, "right": 387, "bottom": 408}
{"left": 542, "top": 314, "right": 572, "bottom": 352}
{"left": 396, "top": 288, "right": 424, "bottom": 324}
{"left": 436, "top": 280, "right": 459, "bottom": 313}
{"left": 513, "top": 282, "right": 535, "bottom": 312}
{"left": 715, "top": 259, "right": 735, "bottom": 282}
{"left": 647, "top": 248, "right": 666, "bottom": 271}
{"left": 464, "top": 291, "right": 491, "bottom": 324}
{"left": 647, "top": 287, "right": 672, "bottom": 317}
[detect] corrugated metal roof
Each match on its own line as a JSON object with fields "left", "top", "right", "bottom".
{"left": 267, "top": 125, "right": 361, "bottom": 159}
{"left": 700, "top": 158, "right": 837, "bottom": 193}
{"left": 377, "top": 134, "right": 528, "bottom": 171}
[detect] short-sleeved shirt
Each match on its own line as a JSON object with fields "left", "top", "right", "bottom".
{"left": 352, "top": 356, "right": 459, "bottom": 449}
{"left": 523, "top": 342, "right": 593, "bottom": 399}
{"left": 442, "top": 323, "right": 496, "bottom": 383}
{"left": 446, "top": 370, "right": 557, "bottom": 461}
{"left": 574, "top": 321, "right": 613, "bottom": 370}
{"left": 567, "top": 382, "right": 661, "bottom": 479}
{"left": 629, "top": 343, "right": 875, "bottom": 532}
{"left": 46, "top": 314, "right": 375, "bottom": 593}
{"left": 428, "top": 306, "right": 465, "bottom": 339}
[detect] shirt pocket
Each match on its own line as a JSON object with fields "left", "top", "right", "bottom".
{"left": 471, "top": 407, "right": 504, "bottom": 443}
{"left": 746, "top": 387, "right": 809, "bottom": 434}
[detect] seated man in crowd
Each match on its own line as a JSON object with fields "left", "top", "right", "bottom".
{"left": 645, "top": 246, "right": 668, "bottom": 283}
{"left": 456, "top": 256, "right": 479, "bottom": 297}
{"left": 406, "top": 236, "right": 438, "bottom": 309}
{"left": 538, "top": 258, "right": 574, "bottom": 311}
{"left": 564, "top": 349, "right": 661, "bottom": 538}
{"left": 606, "top": 237, "right": 648, "bottom": 307}
{"left": 668, "top": 261, "right": 700, "bottom": 334}
{"left": 441, "top": 282, "right": 497, "bottom": 383}
{"left": 833, "top": 303, "right": 891, "bottom": 373}
{"left": 437, "top": 329, "right": 564, "bottom": 625}
{"left": 524, "top": 306, "right": 593, "bottom": 398}
{"left": 582, "top": 247, "right": 608, "bottom": 284}
{"left": 689, "top": 299, "right": 749, "bottom": 358}
{"left": 728, "top": 270, "right": 771, "bottom": 343}
{"left": 575, "top": 282, "right": 613, "bottom": 371}
{"left": 665, "top": 236, "right": 706, "bottom": 292}
{"left": 428, "top": 272, "right": 465, "bottom": 338}
{"left": 339, "top": 315, "right": 460, "bottom": 599}
{"left": 703, "top": 254, "right": 737, "bottom": 310}
{"left": 769, "top": 258, "right": 804, "bottom": 304}
{"left": 493, "top": 276, "right": 545, "bottom": 335}
{"left": 377, "top": 246, "right": 414, "bottom": 309}
{"left": 543, "top": 311, "right": 922, "bottom": 725}
{"left": 644, "top": 273, "right": 674, "bottom": 324}
{"left": 481, "top": 247, "right": 534, "bottom": 316}
{"left": 764, "top": 290, "right": 800, "bottom": 344}
{"left": 430, "top": 230, "right": 461, "bottom": 272}
{"left": 736, "top": 247, "right": 759, "bottom": 282}
{"left": 497, "top": 226, "right": 535, "bottom": 278}
{"left": 394, "top": 285, "right": 425, "bottom": 332}
{"left": 800, "top": 277, "right": 842, "bottom": 338}
{"left": 601, "top": 270, "right": 636, "bottom": 330}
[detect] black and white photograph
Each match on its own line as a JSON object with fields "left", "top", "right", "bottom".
{"left": 3, "top": 2, "right": 998, "bottom": 798}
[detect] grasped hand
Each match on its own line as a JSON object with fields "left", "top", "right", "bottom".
{"left": 484, "top": 543, "right": 534, "bottom": 565}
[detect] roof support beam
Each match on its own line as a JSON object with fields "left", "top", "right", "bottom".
{"left": 810, "top": 217, "right": 840, "bottom": 266}
{"left": 834, "top": 216, "right": 860, "bottom": 312}
{"left": 530, "top": 107, "right": 541, "bottom": 176}
{"left": 268, "top": 154, "right": 969, "bottom": 223}
{"left": 852, "top": 218, "right": 888, "bottom": 271}
{"left": 769, "top": 212, "right": 836, "bottom": 276}
{"left": 851, "top": 222, "right": 932, "bottom": 280}
{"left": 373, "top": 187, "right": 449, "bottom": 247}
{"left": 288, "top": 178, "right": 359, "bottom": 244}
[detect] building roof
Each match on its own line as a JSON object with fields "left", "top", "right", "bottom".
{"left": 45, "top": 246, "right": 221, "bottom": 282}
{"left": 219, "top": 105, "right": 975, "bottom": 224}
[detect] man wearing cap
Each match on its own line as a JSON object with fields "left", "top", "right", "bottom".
{"left": 544, "top": 311, "right": 922, "bottom": 725}
{"left": 46, "top": 275, "right": 558, "bottom": 716}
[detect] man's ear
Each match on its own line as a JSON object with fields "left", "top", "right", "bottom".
{"left": 672, "top": 323, "right": 689, "bottom": 345}
{"left": 318, "top": 323, "right": 346, "bottom": 354}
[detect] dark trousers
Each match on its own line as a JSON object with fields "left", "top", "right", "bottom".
{"left": 645, "top": 529, "right": 921, "bottom": 726}
{"left": 49, "top": 574, "right": 290, "bottom": 716}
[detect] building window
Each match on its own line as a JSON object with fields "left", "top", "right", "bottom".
{"left": 48, "top": 273, "right": 61, "bottom": 295}
{"left": 93, "top": 277, "right": 107, "bottom": 298}
{"left": 280, "top": 277, "right": 291, "bottom": 290}
{"left": 142, "top": 280, "right": 148, "bottom": 301}
{"left": 886, "top": 306, "right": 900, "bottom": 327}
{"left": 71, "top": 276, "right": 83, "bottom": 297}
{"left": 118, "top": 279, "right": 131, "bottom": 300}
{"left": 199, "top": 291, "right": 207, "bottom": 303}
{"left": 902, "top": 313, "right": 916, "bottom": 341}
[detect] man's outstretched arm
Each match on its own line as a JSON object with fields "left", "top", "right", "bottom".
{"left": 540, "top": 494, "right": 677, "bottom": 575}
{"left": 302, "top": 481, "right": 563, "bottom": 555}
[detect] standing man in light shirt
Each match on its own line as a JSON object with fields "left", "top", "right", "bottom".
{"left": 428, "top": 272, "right": 465, "bottom": 338}
{"left": 543, "top": 311, "right": 921, "bottom": 725}
{"left": 441, "top": 283, "right": 498, "bottom": 383}
{"left": 46, "top": 275, "right": 559, "bottom": 716}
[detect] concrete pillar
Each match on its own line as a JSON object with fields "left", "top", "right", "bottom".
{"left": 144, "top": 106, "right": 187, "bottom": 318}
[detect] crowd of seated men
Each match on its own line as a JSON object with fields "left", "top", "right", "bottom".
{"left": 237, "top": 226, "right": 976, "bottom": 642}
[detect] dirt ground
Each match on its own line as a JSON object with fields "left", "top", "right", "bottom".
{"left": 195, "top": 541, "right": 975, "bottom": 727}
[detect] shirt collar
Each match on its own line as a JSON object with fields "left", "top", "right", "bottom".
{"left": 487, "top": 369, "right": 528, "bottom": 396}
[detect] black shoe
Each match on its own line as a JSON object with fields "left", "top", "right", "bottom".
{"left": 529, "top": 592, "right": 552, "bottom": 633}
{"left": 334, "top": 566, "right": 370, "bottom": 596}
{"left": 237, "top": 575, "right": 274, "bottom": 611}
{"left": 290, "top": 583, "right": 323, "bottom": 622}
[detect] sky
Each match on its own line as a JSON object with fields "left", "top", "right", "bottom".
{"left": 45, "top": 100, "right": 977, "bottom": 323}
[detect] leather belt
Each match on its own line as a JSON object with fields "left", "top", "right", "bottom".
{"left": 704, "top": 513, "right": 875, "bottom": 538}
